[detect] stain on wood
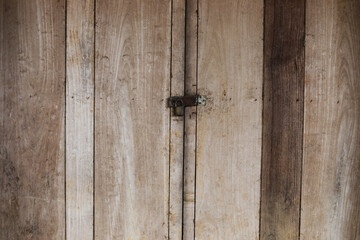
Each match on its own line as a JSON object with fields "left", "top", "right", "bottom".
{"left": 260, "top": 0, "right": 305, "bottom": 239}
{"left": 0, "top": 0, "right": 66, "bottom": 239}
{"left": 94, "top": 0, "right": 171, "bottom": 239}
{"left": 66, "top": 0, "right": 94, "bottom": 239}
{"left": 301, "top": 0, "right": 360, "bottom": 239}
{"left": 195, "top": 0, "right": 263, "bottom": 239}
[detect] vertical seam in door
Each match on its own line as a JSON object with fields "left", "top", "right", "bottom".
{"left": 259, "top": 0, "right": 266, "bottom": 239}
{"left": 298, "top": 1, "right": 306, "bottom": 239}
{"left": 64, "top": 0, "right": 68, "bottom": 239}
{"left": 93, "top": 0, "right": 96, "bottom": 239}
{"left": 168, "top": 1, "right": 174, "bottom": 239}
{"left": 258, "top": 0, "right": 266, "bottom": 239}
{"left": 181, "top": 0, "right": 188, "bottom": 239}
{"left": 193, "top": 0, "right": 199, "bottom": 238}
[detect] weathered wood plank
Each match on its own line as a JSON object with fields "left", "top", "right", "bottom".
{"left": 183, "top": 0, "right": 198, "bottom": 238}
{"left": 66, "top": 0, "right": 94, "bottom": 239}
{"left": 301, "top": 0, "right": 360, "bottom": 239}
{"left": 169, "top": 0, "right": 185, "bottom": 239}
{"left": 94, "top": 0, "right": 171, "bottom": 239}
{"left": 260, "top": 0, "right": 305, "bottom": 239}
{"left": 0, "top": 0, "right": 65, "bottom": 239}
{"left": 195, "top": 1, "right": 263, "bottom": 239}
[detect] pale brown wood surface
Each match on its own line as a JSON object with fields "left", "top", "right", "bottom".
{"left": 0, "top": 0, "right": 65, "bottom": 239}
{"left": 301, "top": 0, "right": 360, "bottom": 239}
{"left": 66, "top": 0, "right": 94, "bottom": 239}
{"left": 94, "top": 0, "right": 171, "bottom": 239}
{"left": 195, "top": 0, "right": 263, "bottom": 239}
{"left": 169, "top": 0, "right": 185, "bottom": 239}
{"left": 183, "top": 0, "right": 198, "bottom": 238}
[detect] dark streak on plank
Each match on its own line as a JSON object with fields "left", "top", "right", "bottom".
{"left": 260, "top": 0, "right": 305, "bottom": 239}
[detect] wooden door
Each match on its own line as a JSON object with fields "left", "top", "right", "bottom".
{"left": 1, "top": 0, "right": 359, "bottom": 239}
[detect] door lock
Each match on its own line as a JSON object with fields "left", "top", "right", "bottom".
{"left": 168, "top": 95, "right": 206, "bottom": 116}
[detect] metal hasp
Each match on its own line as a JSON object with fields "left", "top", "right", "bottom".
{"left": 168, "top": 95, "right": 206, "bottom": 116}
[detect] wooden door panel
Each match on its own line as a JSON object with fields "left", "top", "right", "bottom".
{"left": 169, "top": 0, "right": 185, "bottom": 239}
{"left": 195, "top": 1, "right": 264, "bottom": 239}
{"left": 94, "top": 0, "right": 171, "bottom": 239}
{"left": 183, "top": 0, "right": 198, "bottom": 238}
{"left": 301, "top": 0, "right": 360, "bottom": 239}
{"left": 260, "top": 0, "right": 305, "bottom": 239}
{"left": 0, "top": 0, "right": 66, "bottom": 239}
{"left": 66, "top": 0, "right": 95, "bottom": 239}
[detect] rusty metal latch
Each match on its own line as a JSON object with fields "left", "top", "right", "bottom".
{"left": 168, "top": 95, "right": 206, "bottom": 116}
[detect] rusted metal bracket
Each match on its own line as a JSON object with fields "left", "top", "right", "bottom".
{"left": 168, "top": 95, "right": 206, "bottom": 116}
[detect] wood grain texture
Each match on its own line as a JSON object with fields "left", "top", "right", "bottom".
{"left": 66, "top": 0, "right": 94, "bottom": 239}
{"left": 195, "top": 1, "right": 263, "bottom": 239}
{"left": 183, "top": 0, "right": 198, "bottom": 238}
{"left": 169, "top": 0, "right": 185, "bottom": 239}
{"left": 260, "top": 0, "right": 305, "bottom": 239}
{"left": 94, "top": 0, "right": 171, "bottom": 239}
{"left": 301, "top": 0, "right": 360, "bottom": 239}
{"left": 0, "top": 0, "right": 65, "bottom": 239}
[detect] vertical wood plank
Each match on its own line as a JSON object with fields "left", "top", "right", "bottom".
{"left": 183, "top": 0, "right": 198, "bottom": 238}
{"left": 0, "top": 0, "right": 66, "bottom": 239}
{"left": 94, "top": 0, "right": 171, "bottom": 239}
{"left": 169, "top": 0, "right": 185, "bottom": 239}
{"left": 195, "top": 1, "right": 263, "bottom": 239}
{"left": 301, "top": 0, "right": 360, "bottom": 239}
{"left": 260, "top": 0, "right": 305, "bottom": 239}
{"left": 66, "top": 0, "right": 94, "bottom": 239}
